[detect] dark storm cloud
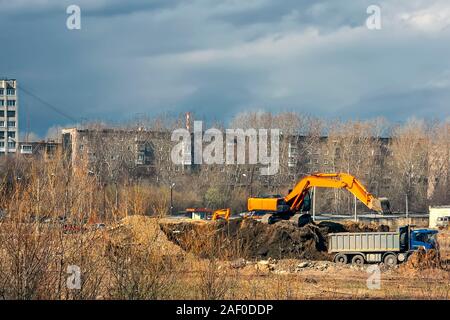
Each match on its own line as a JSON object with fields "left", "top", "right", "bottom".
{"left": 211, "top": 0, "right": 369, "bottom": 30}
{"left": 0, "top": 0, "right": 449, "bottom": 138}
{"left": 343, "top": 86, "right": 450, "bottom": 121}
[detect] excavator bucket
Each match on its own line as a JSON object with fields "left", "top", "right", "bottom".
{"left": 371, "top": 197, "right": 391, "bottom": 214}
{"left": 379, "top": 197, "right": 391, "bottom": 214}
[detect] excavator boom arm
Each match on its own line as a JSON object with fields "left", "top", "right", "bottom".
{"left": 284, "top": 173, "right": 390, "bottom": 214}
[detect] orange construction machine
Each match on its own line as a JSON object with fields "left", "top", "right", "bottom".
{"left": 186, "top": 207, "right": 231, "bottom": 221}
{"left": 247, "top": 172, "right": 391, "bottom": 226}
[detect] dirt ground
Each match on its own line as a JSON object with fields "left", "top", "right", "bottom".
{"left": 226, "top": 263, "right": 450, "bottom": 299}
{"left": 104, "top": 216, "right": 450, "bottom": 299}
{"left": 2, "top": 215, "right": 447, "bottom": 299}
{"left": 163, "top": 217, "right": 450, "bottom": 299}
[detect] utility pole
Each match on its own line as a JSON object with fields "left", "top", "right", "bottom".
{"left": 170, "top": 182, "right": 175, "bottom": 215}
{"left": 103, "top": 182, "right": 106, "bottom": 220}
{"left": 312, "top": 186, "right": 316, "bottom": 221}
{"left": 243, "top": 173, "right": 253, "bottom": 197}
{"left": 405, "top": 194, "right": 409, "bottom": 218}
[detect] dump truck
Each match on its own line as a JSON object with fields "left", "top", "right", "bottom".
{"left": 328, "top": 225, "right": 439, "bottom": 266}
{"left": 247, "top": 172, "right": 391, "bottom": 226}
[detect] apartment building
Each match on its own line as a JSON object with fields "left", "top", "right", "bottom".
{"left": 18, "top": 140, "right": 61, "bottom": 159}
{"left": 60, "top": 126, "right": 441, "bottom": 211}
{"left": 0, "top": 79, "right": 18, "bottom": 155}
{"left": 61, "top": 127, "right": 180, "bottom": 179}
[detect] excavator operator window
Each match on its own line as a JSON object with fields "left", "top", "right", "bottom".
{"left": 301, "top": 192, "right": 311, "bottom": 212}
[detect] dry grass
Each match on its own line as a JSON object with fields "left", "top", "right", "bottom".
{"left": 167, "top": 266, "right": 450, "bottom": 300}
{"left": 0, "top": 214, "right": 449, "bottom": 299}
{"left": 438, "top": 230, "right": 450, "bottom": 259}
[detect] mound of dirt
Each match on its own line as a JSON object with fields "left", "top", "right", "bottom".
{"left": 239, "top": 219, "right": 330, "bottom": 260}
{"left": 401, "top": 248, "right": 441, "bottom": 271}
{"left": 159, "top": 218, "right": 389, "bottom": 261}
{"left": 107, "top": 215, "right": 184, "bottom": 255}
{"left": 317, "top": 221, "right": 389, "bottom": 233}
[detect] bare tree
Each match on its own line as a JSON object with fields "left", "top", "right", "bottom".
{"left": 389, "top": 119, "right": 429, "bottom": 212}
{"left": 427, "top": 120, "right": 450, "bottom": 205}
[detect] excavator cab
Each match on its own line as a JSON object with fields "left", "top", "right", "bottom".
{"left": 247, "top": 192, "right": 312, "bottom": 226}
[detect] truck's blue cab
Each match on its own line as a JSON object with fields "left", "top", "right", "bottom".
{"left": 399, "top": 226, "right": 438, "bottom": 252}
{"left": 410, "top": 229, "right": 439, "bottom": 250}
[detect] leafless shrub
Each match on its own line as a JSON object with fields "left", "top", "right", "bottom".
{"left": 199, "top": 258, "right": 237, "bottom": 300}
{"left": 105, "top": 239, "right": 182, "bottom": 299}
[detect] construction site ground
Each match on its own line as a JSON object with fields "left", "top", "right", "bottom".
{"left": 106, "top": 215, "right": 450, "bottom": 299}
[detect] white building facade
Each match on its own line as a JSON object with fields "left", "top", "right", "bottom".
{"left": 0, "top": 79, "right": 18, "bottom": 155}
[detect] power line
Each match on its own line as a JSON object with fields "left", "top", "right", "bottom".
{"left": 18, "top": 84, "right": 79, "bottom": 123}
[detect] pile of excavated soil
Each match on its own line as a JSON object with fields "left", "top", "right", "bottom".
{"left": 159, "top": 218, "right": 389, "bottom": 261}
{"left": 437, "top": 231, "right": 450, "bottom": 260}
{"left": 401, "top": 248, "right": 441, "bottom": 271}
{"left": 106, "top": 215, "right": 183, "bottom": 255}
{"left": 401, "top": 231, "right": 450, "bottom": 272}
{"left": 316, "top": 220, "right": 389, "bottom": 233}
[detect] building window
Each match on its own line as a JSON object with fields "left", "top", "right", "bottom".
{"left": 7, "top": 100, "right": 16, "bottom": 107}
{"left": 7, "top": 132, "right": 15, "bottom": 139}
{"left": 0, "top": 142, "right": 4, "bottom": 148}
{"left": 7, "top": 121, "right": 15, "bottom": 127}
{"left": 0, "top": 121, "right": 3, "bottom": 127}
{"left": 0, "top": 89, "right": 4, "bottom": 95}
{"left": 288, "top": 159, "right": 297, "bottom": 168}
{"left": 7, "top": 111, "right": 15, "bottom": 117}
{"left": 47, "top": 145, "right": 56, "bottom": 155}
{"left": 136, "top": 153, "right": 145, "bottom": 165}
{"left": 0, "top": 110, "right": 3, "bottom": 117}
{"left": 21, "top": 145, "right": 33, "bottom": 154}
{"left": 0, "top": 100, "right": 4, "bottom": 106}
{"left": 0, "top": 131, "right": 4, "bottom": 139}
{"left": 6, "top": 88, "right": 15, "bottom": 95}
{"left": 8, "top": 142, "right": 16, "bottom": 149}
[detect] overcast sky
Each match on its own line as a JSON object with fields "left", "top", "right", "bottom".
{"left": 1, "top": 0, "right": 450, "bottom": 138}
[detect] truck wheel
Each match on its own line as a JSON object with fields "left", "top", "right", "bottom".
{"left": 334, "top": 253, "right": 348, "bottom": 264}
{"left": 351, "top": 255, "right": 365, "bottom": 266}
{"left": 383, "top": 253, "right": 397, "bottom": 267}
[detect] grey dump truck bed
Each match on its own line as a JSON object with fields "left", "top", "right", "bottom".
{"left": 328, "top": 232, "right": 400, "bottom": 253}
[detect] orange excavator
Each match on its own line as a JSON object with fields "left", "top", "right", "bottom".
{"left": 186, "top": 207, "right": 231, "bottom": 221}
{"left": 247, "top": 173, "right": 391, "bottom": 226}
{"left": 212, "top": 208, "right": 231, "bottom": 221}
